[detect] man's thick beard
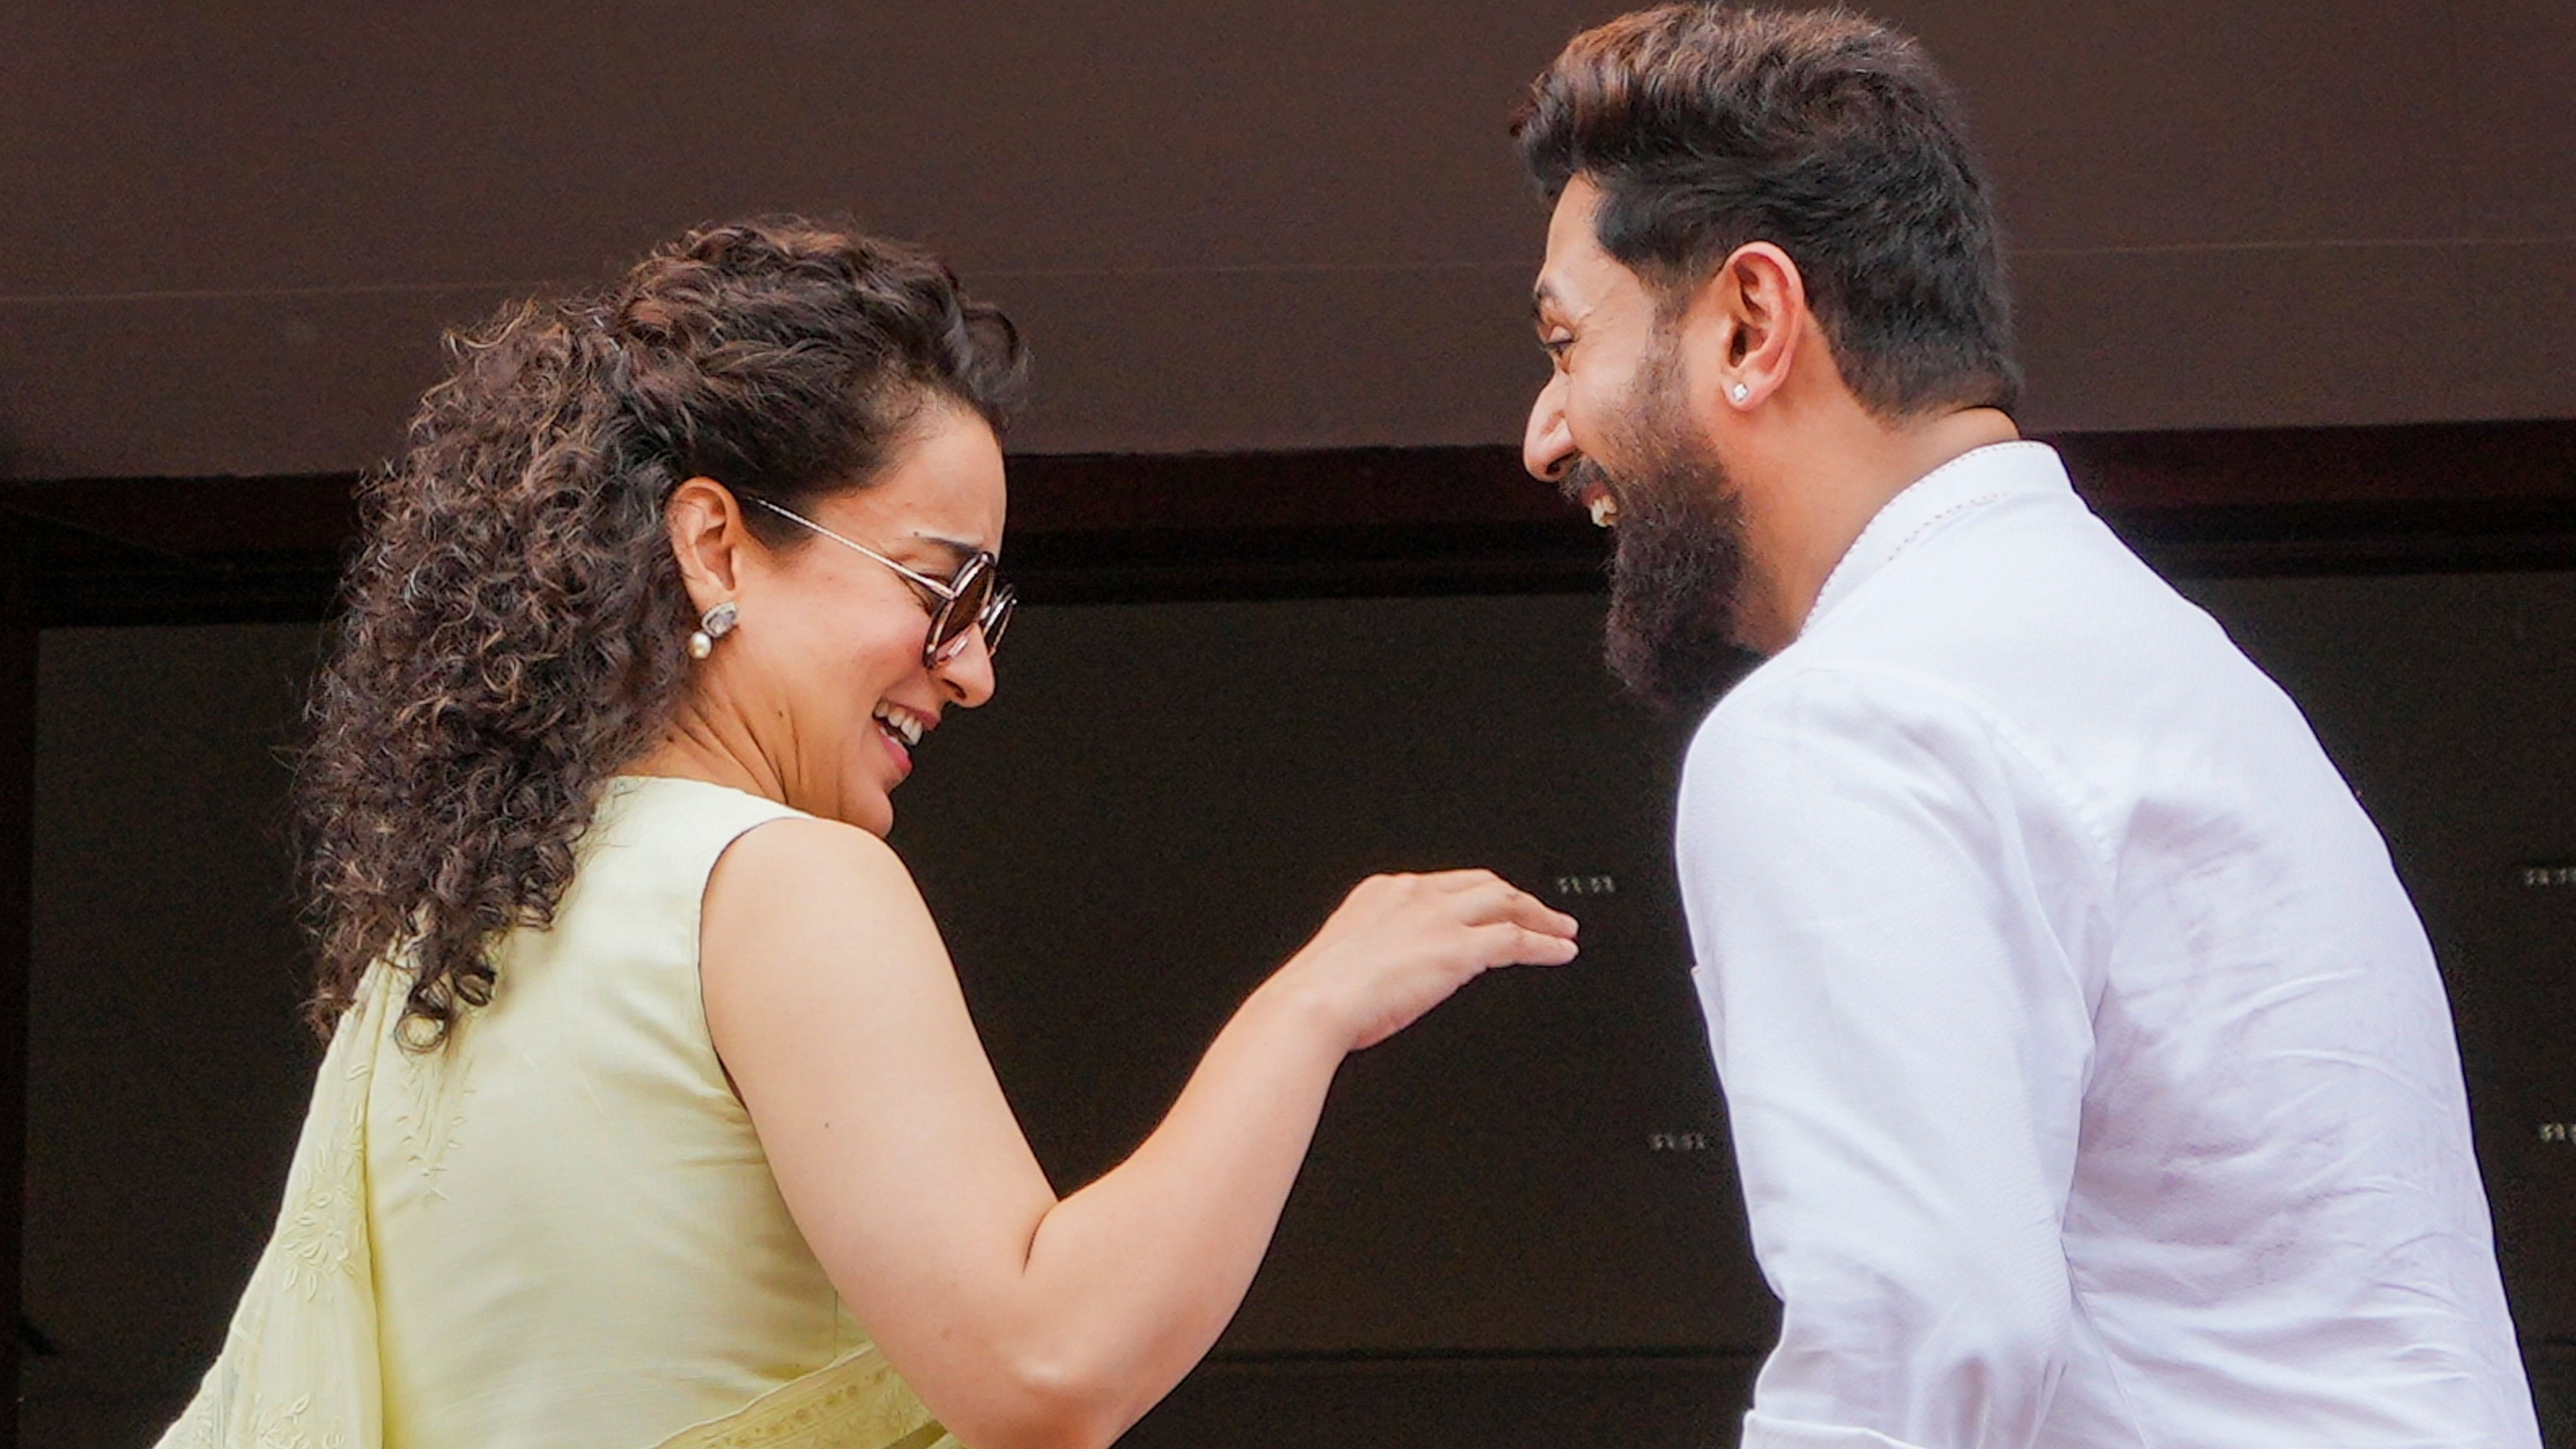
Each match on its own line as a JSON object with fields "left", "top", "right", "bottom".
{"left": 1573, "top": 373, "right": 1762, "bottom": 715}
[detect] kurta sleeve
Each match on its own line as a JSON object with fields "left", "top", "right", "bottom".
{"left": 1675, "top": 665, "right": 2100, "bottom": 1449}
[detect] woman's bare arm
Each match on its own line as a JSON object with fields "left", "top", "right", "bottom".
{"left": 702, "top": 816, "right": 1574, "bottom": 1449}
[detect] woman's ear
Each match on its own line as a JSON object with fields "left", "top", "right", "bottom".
{"left": 665, "top": 477, "right": 751, "bottom": 613}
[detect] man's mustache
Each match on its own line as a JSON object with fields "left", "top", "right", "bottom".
{"left": 1557, "top": 456, "right": 1612, "bottom": 508}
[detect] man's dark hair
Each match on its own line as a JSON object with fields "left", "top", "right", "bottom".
{"left": 1515, "top": 5, "right": 2019, "bottom": 417}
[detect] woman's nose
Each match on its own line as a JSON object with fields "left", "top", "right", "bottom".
{"left": 935, "top": 627, "right": 998, "bottom": 708}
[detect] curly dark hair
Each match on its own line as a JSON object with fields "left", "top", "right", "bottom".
{"left": 296, "top": 217, "right": 1028, "bottom": 1045}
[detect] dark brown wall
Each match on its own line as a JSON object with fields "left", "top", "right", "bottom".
{"left": 5, "top": 1, "right": 2571, "bottom": 480}
{"left": 23, "top": 572, "right": 2576, "bottom": 1446}
{"left": 7, "top": 3, "right": 2575, "bottom": 1444}
{"left": 20, "top": 624, "right": 321, "bottom": 1448}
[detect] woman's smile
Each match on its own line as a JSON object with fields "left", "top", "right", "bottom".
{"left": 872, "top": 700, "right": 934, "bottom": 779}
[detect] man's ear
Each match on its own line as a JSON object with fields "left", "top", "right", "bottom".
{"left": 1682, "top": 242, "right": 1808, "bottom": 411}
{"left": 665, "top": 477, "right": 751, "bottom": 613}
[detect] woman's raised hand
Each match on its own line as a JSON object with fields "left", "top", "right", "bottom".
{"left": 1275, "top": 870, "right": 1580, "bottom": 1052}
{"left": 709, "top": 828, "right": 1587, "bottom": 1449}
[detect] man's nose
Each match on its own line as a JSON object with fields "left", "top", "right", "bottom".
{"left": 1523, "top": 373, "right": 1577, "bottom": 482}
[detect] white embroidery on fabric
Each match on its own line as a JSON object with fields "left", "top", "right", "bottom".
{"left": 252, "top": 1394, "right": 351, "bottom": 1449}
{"left": 656, "top": 1347, "right": 951, "bottom": 1449}
{"left": 389, "top": 1023, "right": 473, "bottom": 1197}
{"left": 276, "top": 1042, "right": 371, "bottom": 1300}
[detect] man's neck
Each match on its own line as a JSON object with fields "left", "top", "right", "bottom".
{"left": 1739, "top": 405, "right": 2020, "bottom": 652}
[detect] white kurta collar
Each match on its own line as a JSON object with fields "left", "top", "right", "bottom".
{"left": 1803, "top": 440, "right": 2073, "bottom": 636}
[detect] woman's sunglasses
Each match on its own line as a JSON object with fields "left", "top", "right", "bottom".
{"left": 745, "top": 496, "right": 1014, "bottom": 669}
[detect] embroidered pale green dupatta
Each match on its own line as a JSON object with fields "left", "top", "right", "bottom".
{"left": 156, "top": 968, "right": 394, "bottom": 1449}
{"left": 156, "top": 967, "right": 954, "bottom": 1449}
{"left": 656, "top": 1351, "right": 957, "bottom": 1449}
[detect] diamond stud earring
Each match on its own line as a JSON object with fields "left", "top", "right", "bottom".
{"left": 1730, "top": 383, "right": 1751, "bottom": 404}
{"left": 688, "top": 600, "right": 739, "bottom": 660}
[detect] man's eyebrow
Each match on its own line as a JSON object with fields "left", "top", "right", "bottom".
{"left": 1531, "top": 281, "right": 1560, "bottom": 323}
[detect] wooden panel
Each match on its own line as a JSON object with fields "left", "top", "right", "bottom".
{"left": 2012, "top": 241, "right": 2576, "bottom": 430}
{"left": 12, "top": 1, "right": 2549, "bottom": 293}
{"left": 0, "top": 287, "right": 503, "bottom": 482}
{"left": 2455, "top": 0, "right": 2576, "bottom": 237}
{"left": 12, "top": 243, "right": 2574, "bottom": 480}
{"left": 1908, "top": 0, "right": 2469, "bottom": 250}
{"left": 5, "top": 2, "right": 2571, "bottom": 470}
{"left": 0, "top": 1, "right": 1588, "bottom": 296}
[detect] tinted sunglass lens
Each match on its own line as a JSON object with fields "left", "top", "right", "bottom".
{"left": 929, "top": 562, "right": 996, "bottom": 665}
{"left": 981, "top": 590, "right": 1015, "bottom": 656}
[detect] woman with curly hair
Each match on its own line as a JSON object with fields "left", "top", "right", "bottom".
{"left": 160, "top": 219, "right": 1579, "bottom": 1449}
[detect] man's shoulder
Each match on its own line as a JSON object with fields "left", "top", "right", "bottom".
{"left": 1680, "top": 657, "right": 2012, "bottom": 816}
{"left": 1689, "top": 652, "right": 1996, "bottom": 751}
{"left": 1811, "top": 478, "right": 2221, "bottom": 685}
{"left": 1678, "top": 644, "right": 2127, "bottom": 865}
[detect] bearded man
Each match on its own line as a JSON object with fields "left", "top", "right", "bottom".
{"left": 1514, "top": 8, "right": 2539, "bottom": 1447}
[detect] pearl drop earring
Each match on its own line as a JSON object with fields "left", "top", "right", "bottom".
{"left": 688, "top": 601, "right": 739, "bottom": 660}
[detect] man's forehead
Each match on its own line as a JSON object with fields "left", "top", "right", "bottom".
{"left": 1547, "top": 177, "right": 1606, "bottom": 249}
{"left": 1536, "top": 178, "right": 1619, "bottom": 313}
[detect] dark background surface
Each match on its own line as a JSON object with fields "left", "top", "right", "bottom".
{"left": 19, "top": 573, "right": 2576, "bottom": 1446}
{"left": 4, "top": 0, "right": 2571, "bottom": 476}
{"left": 3, "top": 0, "right": 2573, "bottom": 1445}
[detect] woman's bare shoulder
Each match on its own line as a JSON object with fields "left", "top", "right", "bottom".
{"left": 715, "top": 811, "right": 912, "bottom": 889}
{"left": 700, "top": 813, "right": 949, "bottom": 999}
{"left": 711, "top": 814, "right": 932, "bottom": 902}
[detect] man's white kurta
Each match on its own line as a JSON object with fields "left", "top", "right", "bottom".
{"left": 1674, "top": 442, "right": 2538, "bottom": 1448}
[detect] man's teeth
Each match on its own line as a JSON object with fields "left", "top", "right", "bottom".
{"left": 1588, "top": 495, "right": 1620, "bottom": 528}
{"left": 875, "top": 707, "right": 923, "bottom": 747}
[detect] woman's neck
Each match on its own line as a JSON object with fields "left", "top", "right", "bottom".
{"left": 625, "top": 700, "right": 789, "bottom": 805}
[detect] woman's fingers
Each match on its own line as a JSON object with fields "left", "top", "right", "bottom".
{"left": 1351, "top": 870, "right": 1577, "bottom": 939}
{"left": 1508, "top": 890, "right": 1580, "bottom": 940}
{"left": 1293, "top": 870, "right": 1586, "bottom": 1052}
{"left": 1444, "top": 877, "right": 1579, "bottom": 938}
{"left": 1409, "top": 868, "right": 1507, "bottom": 900}
{"left": 1467, "top": 920, "right": 1581, "bottom": 967}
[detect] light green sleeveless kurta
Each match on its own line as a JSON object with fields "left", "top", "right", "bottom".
{"left": 159, "top": 776, "right": 954, "bottom": 1449}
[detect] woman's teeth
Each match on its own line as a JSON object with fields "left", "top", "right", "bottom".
{"left": 874, "top": 706, "right": 924, "bottom": 747}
